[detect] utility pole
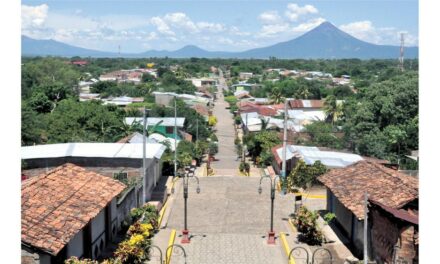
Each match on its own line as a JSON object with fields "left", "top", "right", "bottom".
{"left": 243, "top": 113, "right": 248, "bottom": 162}
{"left": 174, "top": 98, "right": 178, "bottom": 178}
{"left": 281, "top": 99, "right": 288, "bottom": 194}
{"left": 364, "top": 192, "right": 369, "bottom": 264}
{"left": 142, "top": 107, "right": 147, "bottom": 203}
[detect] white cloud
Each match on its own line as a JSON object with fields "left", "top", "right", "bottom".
{"left": 291, "top": 17, "right": 326, "bottom": 32}
{"left": 150, "top": 16, "right": 176, "bottom": 36}
{"left": 285, "top": 3, "right": 318, "bottom": 22}
{"left": 218, "top": 37, "right": 234, "bottom": 45}
{"left": 146, "top": 32, "right": 158, "bottom": 41}
{"left": 259, "top": 11, "right": 282, "bottom": 24}
{"left": 229, "top": 26, "right": 251, "bottom": 36}
{"left": 340, "top": 20, "right": 418, "bottom": 46}
{"left": 22, "top": 4, "right": 49, "bottom": 28}
{"left": 151, "top": 12, "right": 227, "bottom": 35}
{"left": 196, "top": 22, "right": 225, "bottom": 33}
{"left": 164, "top": 12, "right": 198, "bottom": 33}
{"left": 258, "top": 23, "right": 291, "bottom": 38}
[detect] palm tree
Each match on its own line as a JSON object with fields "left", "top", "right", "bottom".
{"left": 270, "top": 88, "right": 284, "bottom": 104}
{"left": 296, "top": 86, "right": 311, "bottom": 99}
{"left": 323, "top": 95, "right": 344, "bottom": 125}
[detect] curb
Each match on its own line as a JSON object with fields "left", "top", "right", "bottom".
{"left": 165, "top": 229, "right": 176, "bottom": 264}
{"left": 280, "top": 232, "right": 296, "bottom": 264}
{"left": 288, "top": 218, "right": 297, "bottom": 233}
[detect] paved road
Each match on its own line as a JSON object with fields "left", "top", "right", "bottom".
{"left": 211, "top": 69, "right": 240, "bottom": 176}
{"left": 162, "top": 176, "right": 295, "bottom": 264}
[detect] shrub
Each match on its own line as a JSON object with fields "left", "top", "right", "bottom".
{"left": 208, "top": 116, "right": 218, "bottom": 126}
{"left": 286, "top": 160, "right": 328, "bottom": 191}
{"left": 293, "top": 206, "right": 324, "bottom": 245}
{"left": 65, "top": 257, "right": 98, "bottom": 264}
{"left": 239, "top": 162, "right": 250, "bottom": 174}
{"left": 324, "top": 212, "right": 336, "bottom": 224}
{"left": 129, "top": 205, "right": 158, "bottom": 229}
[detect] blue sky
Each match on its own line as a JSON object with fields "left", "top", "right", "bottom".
{"left": 21, "top": 0, "right": 419, "bottom": 53}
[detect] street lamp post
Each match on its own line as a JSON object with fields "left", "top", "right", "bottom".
{"left": 181, "top": 165, "right": 200, "bottom": 243}
{"left": 258, "top": 175, "right": 280, "bottom": 244}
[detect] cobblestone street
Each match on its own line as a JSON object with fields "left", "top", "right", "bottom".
{"left": 153, "top": 176, "right": 296, "bottom": 263}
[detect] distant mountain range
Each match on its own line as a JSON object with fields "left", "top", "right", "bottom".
{"left": 22, "top": 22, "right": 418, "bottom": 59}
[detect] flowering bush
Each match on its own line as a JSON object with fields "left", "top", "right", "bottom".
{"left": 127, "top": 222, "right": 154, "bottom": 238}
{"left": 65, "top": 257, "right": 98, "bottom": 264}
{"left": 115, "top": 224, "right": 153, "bottom": 263}
{"left": 292, "top": 206, "right": 324, "bottom": 245}
{"left": 129, "top": 204, "right": 158, "bottom": 229}
{"left": 114, "top": 237, "right": 149, "bottom": 264}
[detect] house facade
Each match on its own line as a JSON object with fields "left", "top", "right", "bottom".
{"left": 318, "top": 161, "right": 418, "bottom": 260}
{"left": 21, "top": 164, "right": 126, "bottom": 263}
{"left": 21, "top": 142, "right": 166, "bottom": 202}
{"left": 125, "top": 117, "right": 186, "bottom": 140}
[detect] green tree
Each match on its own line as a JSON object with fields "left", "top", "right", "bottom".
{"left": 269, "top": 87, "right": 284, "bottom": 104}
{"left": 287, "top": 160, "right": 327, "bottom": 191}
{"left": 21, "top": 102, "right": 47, "bottom": 145}
{"left": 323, "top": 95, "right": 343, "bottom": 124}
{"left": 28, "top": 92, "right": 53, "bottom": 113}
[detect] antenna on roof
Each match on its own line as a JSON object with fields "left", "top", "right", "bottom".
{"left": 399, "top": 33, "right": 405, "bottom": 71}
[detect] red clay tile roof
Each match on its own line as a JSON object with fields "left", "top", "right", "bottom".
{"left": 318, "top": 160, "right": 418, "bottom": 220}
{"left": 191, "top": 104, "right": 209, "bottom": 116}
{"left": 257, "top": 107, "right": 278, "bottom": 116}
{"left": 21, "top": 163, "right": 126, "bottom": 256}
{"left": 369, "top": 199, "right": 418, "bottom": 225}
{"left": 289, "top": 99, "right": 324, "bottom": 109}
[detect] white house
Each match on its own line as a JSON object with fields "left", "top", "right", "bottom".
{"left": 21, "top": 163, "right": 126, "bottom": 263}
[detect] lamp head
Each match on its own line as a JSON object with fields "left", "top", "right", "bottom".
{"left": 171, "top": 187, "right": 175, "bottom": 194}
{"left": 258, "top": 186, "right": 262, "bottom": 195}
{"left": 196, "top": 186, "right": 201, "bottom": 194}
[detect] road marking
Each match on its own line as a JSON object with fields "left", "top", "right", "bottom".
{"left": 280, "top": 232, "right": 295, "bottom": 264}
{"left": 166, "top": 229, "right": 176, "bottom": 264}
{"left": 294, "top": 192, "right": 326, "bottom": 199}
{"left": 158, "top": 199, "right": 168, "bottom": 228}
{"left": 288, "top": 218, "right": 297, "bottom": 233}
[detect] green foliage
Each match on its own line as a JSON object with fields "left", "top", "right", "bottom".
{"left": 28, "top": 92, "right": 53, "bottom": 113}
{"left": 243, "top": 131, "right": 281, "bottom": 166}
{"left": 323, "top": 212, "right": 336, "bottom": 224}
{"left": 224, "top": 95, "right": 238, "bottom": 106}
{"left": 303, "top": 121, "right": 343, "bottom": 149}
{"left": 287, "top": 160, "right": 328, "bottom": 191}
{"left": 209, "top": 133, "right": 218, "bottom": 142}
{"left": 343, "top": 72, "right": 418, "bottom": 159}
{"left": 129, "top": 204, "right": 159, "bottom": 229}
{"left": 234, "top": 115, "right": 242, "bottom": 125}
{"left": 208, "top": 142, "right": 219, "bottom": 155}
{"left": 45, "top": 99, "right": 125, "bottom": 143}
{"left": 64, "top": 257, "right": 99, "bottom": 264}
{"left": 293, "top": 206, "right": 324, "bottom": 245}
{"left": 21, "top": 102, "right": 47, "bottom": 145}
{"left": 22, "top": 58, "right": 80, "bottom": 99}
{"left": 239, "top": 161, "right": 250, "bottom": 174}
{"left": 141, "top": 72, "right": 155, "bottom": 83}
{"left": 323, "top": 95, "right": 344, "bottom": 124}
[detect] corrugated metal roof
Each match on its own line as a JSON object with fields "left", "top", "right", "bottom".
{"left": 274, "top": 145, "right": 361, "bottom": 168}
{"left": 125, "top": 117, "right": 185, "bottom": 127}
{"left": 21, "top": 143, "right": 166, "bottom": 160}
{"left": 298, "top": 148, "right": 363, "bottom": 168}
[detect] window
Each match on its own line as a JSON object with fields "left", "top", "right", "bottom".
{"left": 166, "top": 126, "right": 174, "bottom": 134}
{"left": 113, "top": 172, "right": 128, "bottom": 182}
